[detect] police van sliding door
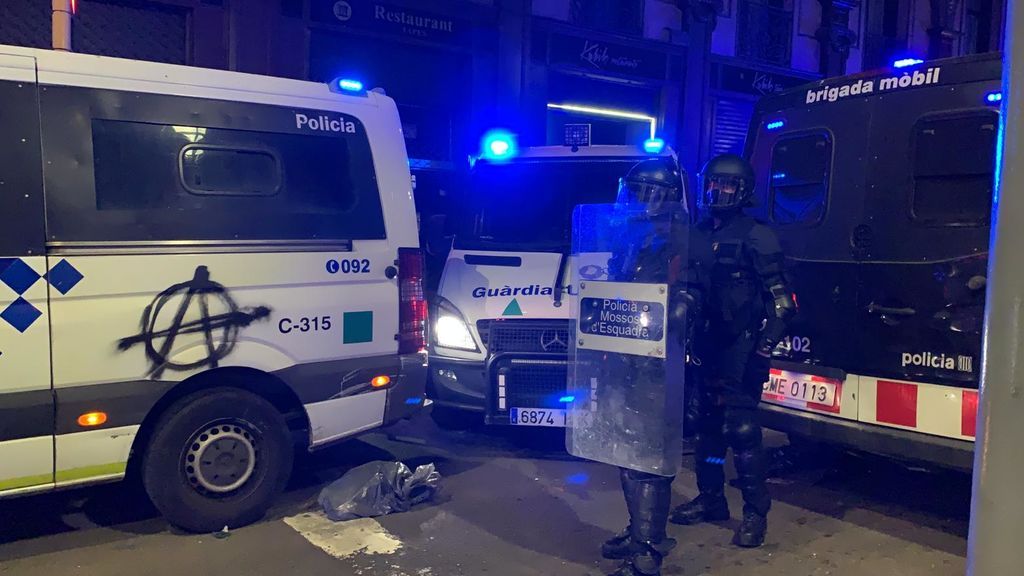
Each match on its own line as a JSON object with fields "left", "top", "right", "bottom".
{"left": 747, "top": 99, "right": 871, "bottom": 390}
{"left": 0, "top": 54, "right": 54, "bottom": 493}
{"left": 857, "top": 76, "right": 998, "bottom": 404}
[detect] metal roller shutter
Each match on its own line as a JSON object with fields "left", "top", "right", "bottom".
{"left": 710, "top": 96, "right": 755, "bottom": 157}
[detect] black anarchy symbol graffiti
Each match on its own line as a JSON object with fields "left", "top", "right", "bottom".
{"left": 118, "top": 266, "right": 271, "bottom": 378}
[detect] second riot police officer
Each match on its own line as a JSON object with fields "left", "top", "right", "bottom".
{"left": 669, "top": 154, "right": 795, "bottom": 548}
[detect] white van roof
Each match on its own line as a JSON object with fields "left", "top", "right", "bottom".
{"left": 0, "top": 44, "right": 383, "bottom": 110}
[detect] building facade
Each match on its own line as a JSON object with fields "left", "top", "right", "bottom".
{"left": 0, "top": 0, "right": 1005, "bottom": 211}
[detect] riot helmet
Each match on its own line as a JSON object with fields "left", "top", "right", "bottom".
{"left": 616, "top": 157, "right": 685, "bottom": 213}
{"left": 698, "top": 154, "right": 756, "bottom": 214}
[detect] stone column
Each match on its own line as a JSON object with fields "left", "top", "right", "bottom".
{"left": 679, "top": 0, "right": 720, "bottom": 175}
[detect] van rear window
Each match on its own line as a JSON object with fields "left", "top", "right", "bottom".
{"left": 911, "top": 113, "right": 997, "bottom": 226}
{"left": 769, "top": 133, "right": 831, "bottom": 225}
{"left": 180, "top": 146, "right": 281, "bottom": 197}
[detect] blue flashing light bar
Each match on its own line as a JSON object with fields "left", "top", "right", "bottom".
{"left": 559, "top": 395, "right": 575, "bottom": 403}
{"left": 766, "top": 120, "right": 785, "bottom": 131}
{"left": 643, "top": 137, "right": 666, "bottom": 154}
{"left": 893, "top": 58, "right": 925, "bottom": 68}
{"left": 337, "top": 78, "right": 364, "bottom": 92}
{"left": 772, "top": 172, "right": 787, "bottom": 180}
{"left": 480, "top": 129, "right": 517, "bottom": 161}
{"left": 987, "top": 91, "right": 1003, "bottom": 104}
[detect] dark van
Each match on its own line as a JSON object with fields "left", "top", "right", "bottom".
{"left": 744, "top": 53, "right": 1001, "bottom": 470}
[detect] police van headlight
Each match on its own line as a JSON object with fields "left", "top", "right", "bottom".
{"left": 434, "top": 299, "right": 478, "bottom": 351}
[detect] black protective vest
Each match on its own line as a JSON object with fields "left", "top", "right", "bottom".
{"left": 700, "top": 215, "right": 771, "bottom": 338}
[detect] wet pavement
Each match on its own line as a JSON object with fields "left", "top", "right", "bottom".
{"left": 0, "top": 411, "right": 971, "bottom": 575}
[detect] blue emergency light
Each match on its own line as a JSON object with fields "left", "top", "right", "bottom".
{"left": 337, "top": 78, "right": 364, "bottom": 92}
{"left": 480, "top": 129, "right": 517, "bottom": 161}
{"left": 893, "top": 58, "right": 925, "bottom": 68}
{"left": 766, "top": 120, "right": 785, "bottom": 131}
{"left": 559, "top": 395, "right": 575, "bottom": 403}
{"left": 987, "top": 91, "right": 1003, "bottom": 104}
{"left": 643, "top": 138, "right": 666, "bottom": 154}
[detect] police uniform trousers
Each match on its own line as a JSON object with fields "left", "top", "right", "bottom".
{"left": 689, "top": 330, "right": 771, "bottom": 516}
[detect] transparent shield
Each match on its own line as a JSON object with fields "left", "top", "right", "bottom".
{"left": 566, "top": 203, "right": 689, "bottom": 476}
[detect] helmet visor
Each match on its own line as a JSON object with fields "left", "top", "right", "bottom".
{"left": 701, "top": 175, "right": 747, "bottom": 210}
{"left": 616, "top": 178, "right": 675, "bottom": 209}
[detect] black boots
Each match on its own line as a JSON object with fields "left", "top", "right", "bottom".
{"left": 605, "top": 469, "right": 677, "bottom": 576}
{"left": 601, "top": 527, "right": 632, "bottom": 560}
{"left": 669, "top": 492, "right": 767, "bottom": 547}
{"left": 731, "top": 444, "right": 770, "bottom": 548}
{"left": 669, "top": 492, "right": 730, "bottom": 525}
{"left": 733, "top": 510, "right": 768, "bottom": 548}
{"left": 607, "top": 540, "right": 676, "bottom": 576}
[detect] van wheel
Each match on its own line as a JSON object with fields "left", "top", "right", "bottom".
{"left": 142, "top": 388, "right": 293, "bottom": 533}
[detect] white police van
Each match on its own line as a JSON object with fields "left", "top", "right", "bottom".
{"left": 0, "top": 45, "right": 427, "bottom": 531}
{"left": 428, "top": 135, "right": 675, "bottom": 427}
{"left": 746, "top": 53, "right": 1000, "bottom": 470}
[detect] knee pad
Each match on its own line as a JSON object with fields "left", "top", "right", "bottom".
{"left": 724, "top": 409, "right": 762, "bottom": 452}
{"left": 695, "top": 431, "right": 727, "bottom": 458}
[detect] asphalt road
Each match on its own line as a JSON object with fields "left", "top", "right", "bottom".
{"left": 0, "top": 412, "right": 972, "bottom": 576}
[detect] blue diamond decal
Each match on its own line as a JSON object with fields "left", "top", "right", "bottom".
{"left": 48, "top": 259, "right": 84, "bottom": 295}
{"left": 2, "top": 298, "right": 41, "bottom": 333}
{"left": 0, "top": 259, "right": 40, "bottom": 295}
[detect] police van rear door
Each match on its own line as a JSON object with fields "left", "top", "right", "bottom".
{"left": 0, "top": 52, "right": 54, "bottom": 493}
{"left": 855, "top": 61, "right": 998, "bottom": 406}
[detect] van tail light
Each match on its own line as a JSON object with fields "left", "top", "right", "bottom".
{"left": 397, "top": 248, "right": 428, "bottom": 355}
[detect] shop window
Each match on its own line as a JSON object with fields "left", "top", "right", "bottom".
{"left": 964, "top": 0, "right": 996, "bottom": 54}
{"left": 911, "top": 112, "right": 997, "bottom": 226}
{"left": 737, "top": 0, "right": 794, "bottom": 66}
{"left": 769, "top": 133, "right": 831, "bottom": 225}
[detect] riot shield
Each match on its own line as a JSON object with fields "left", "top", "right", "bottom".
{"left": 566, "top": 203, "right": 689, "bottom": 477}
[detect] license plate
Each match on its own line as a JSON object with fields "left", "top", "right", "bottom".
{"left": 762, "top": 370, "right": 840, "bottom": 411}
{"left": 510, "top": 408, "right": 566, "bottom": 427}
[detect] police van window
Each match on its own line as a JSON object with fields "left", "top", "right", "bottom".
{"left": 463, "top": 159, "right": 637, "bottom": 249}
{"left": 911, "top": 112, "right": 997, "bottom": 226}
{"left": 769, "top": 133, "right": 831, "bottom": 225}
{"left": 180, "top": 146, "right": 281, "bottom": 196}
{"left": 43, "top": 86, "right": 385, "bottom": 244}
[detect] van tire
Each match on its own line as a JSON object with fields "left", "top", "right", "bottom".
{"left": 141, "top": 388, "right": 293, "bottom": 533}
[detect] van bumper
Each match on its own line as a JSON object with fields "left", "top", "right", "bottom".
{"left": 426, "top": 356, "right": 487, "bottom": 412}
{"left": 759, "top": 402, "right": 975, "bottom": 471}
{"left": 382, "top": 352, "right": 430, "bottom": 424}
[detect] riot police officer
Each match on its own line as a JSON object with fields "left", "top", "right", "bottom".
{"left": 594, "top": 157, "right": 710, "bottom": 576}
{"left": 669, "top": 154, "right": 795, "bottom": 548}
